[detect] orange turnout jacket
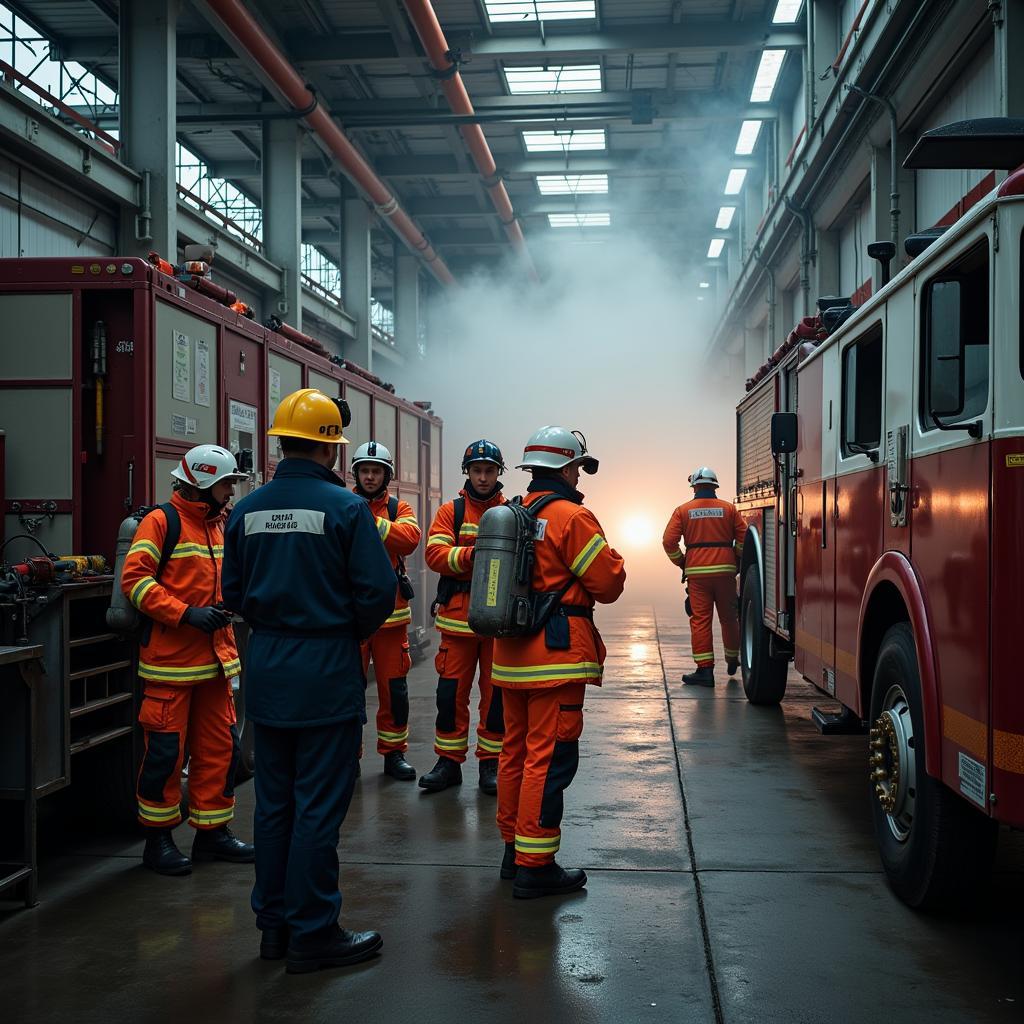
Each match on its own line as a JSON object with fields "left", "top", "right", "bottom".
{"left": 492, "top": 480, "right": 626, "bottom": 688}
{"left": 662, "top": 495, "right": 747, "bottom": 577}
{"left": 365, "top": 492, "right": 421, "bottom": 628}
{"left": 426, "top": 487, "right": 506, "bottom": 637}
{"left": 121, "top": 490, "right": 240, "bottom": 684}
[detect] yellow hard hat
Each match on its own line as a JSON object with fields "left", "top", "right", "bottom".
{"left": 268, "top": 388, "right": 348, "bottom": 444}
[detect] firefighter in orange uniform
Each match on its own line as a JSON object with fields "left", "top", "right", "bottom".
{"left": 420, "top": 440, "right": 507, "bottom": 795}
{"left": 662, "top": 466, "right": 747, "bottom": 687}
{"left": 494, "top": 426, "right": 626, "bottom": 899}
{"left": 352, "top": 441, "right": 422, "bottom": 780}
{"left": 121, "top": 444, "right": 255, "bottom": 876}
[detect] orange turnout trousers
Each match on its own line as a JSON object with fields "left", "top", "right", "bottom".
{"left": 361, "top": 630, "right": 413, "bottom": 754}
{"left": 689, "top": 575, "right": 740, "bottom": 670}
{"left": 433, "top": 635, "right": 504, "bottom": 763}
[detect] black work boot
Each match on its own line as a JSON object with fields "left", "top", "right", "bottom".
{"left": 513, "top": 861, "right": 587, "bottom": 900}
{"left": 142, "top": 827, "right": 192, "bottom": 876}
{"left": 500, "top": 842, "right": 516, "bottom": 880}
{"left": 286, "top": 926, "right": 383, "bottom": 975}
{"left": 383, "top": 751, "right": 416, "bottom": 780}
{"left": 726, "top": 657, "right": 739, "bottom": 676}
{"left": 260, "top": 926, "right": 289, "bottom": 961}
{"left": 682, "top": 667, "right": 715, "bottom": 688}
{"left": 478, "top": 758, "right": 498, "bottom": 795}
{"left": 191, "top": 825, "right": 256, "bottom": 863}
{"left": 418, "top": 756, "right": 463, "bottom": 792}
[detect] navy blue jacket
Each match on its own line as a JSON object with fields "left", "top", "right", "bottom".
{"left": 222, "top": 458, "right": 396, "bottom": 727}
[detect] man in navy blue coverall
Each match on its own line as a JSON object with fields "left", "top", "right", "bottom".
{"left": 222, "top": 388, "right": 395, "bottom": 975}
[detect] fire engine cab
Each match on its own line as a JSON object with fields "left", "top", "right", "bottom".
{"left": 735, "top": 119, "right": 1024, "bottom": 909}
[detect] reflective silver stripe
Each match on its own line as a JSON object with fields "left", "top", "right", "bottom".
{"left": 245, "top": 509, "right": 326, "bottom": 535}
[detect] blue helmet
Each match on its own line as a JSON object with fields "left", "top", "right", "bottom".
{"left": 461, "top": 439, "right": 505, "bottom": 474}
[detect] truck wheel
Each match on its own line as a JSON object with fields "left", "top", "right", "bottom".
{"left": 740, "top": 564, "right": 788, "bottom": 705}
{"left": 868, "top": 623, "right": 997, "bottom": 909}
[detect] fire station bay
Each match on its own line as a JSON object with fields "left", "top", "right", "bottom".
{"left": 3, "top": 0, "right": 1024, "bottom": 1020}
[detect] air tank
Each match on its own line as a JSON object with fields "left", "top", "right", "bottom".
{"left": 106, "top": 514, "right": 143, "bottom": 632}
{"left": 467, "top": 504, "right": 533, "bottom": 637}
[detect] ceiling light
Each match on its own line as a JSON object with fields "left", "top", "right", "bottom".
{"left": 772, "top": 0, "right": 804, "bottom": 22}
{"left": 548, "top": 212, "right": 610, "bottom": 227}
{"left": 484, "top": 1, "right": 596, "bottom": 22}
{"left": 536, "top": 174, "right": 609, "bottom": 195}
{"left": 735, "top": 120, "right": 762, "bottom": 155}
{"left": 699, "top": 281, "right": 711, "bottom": 288}
{"left": 523, "top": 129, "right": 606, "bottom": 153}
{"left": 724, "top": 169, "right": 747, "bottom": 195}
{"left": 707, "top": 239, "right": 725, "bottom": 258}
{"left": 716, "top": 207, "right": 736, "bottom": 230}
{"left": 504, "top": 64, "right": 602, "bottom": 94}
{"left": 751, "top": 50, "right": 785, "bottom": 102}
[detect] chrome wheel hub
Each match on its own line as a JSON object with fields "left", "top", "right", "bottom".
{"left": 869, "top": 684, "right": 917, "bottom": 842}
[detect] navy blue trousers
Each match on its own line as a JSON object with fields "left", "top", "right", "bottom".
{"left": 251, "top": 719, "right": 361, "bottom": 947}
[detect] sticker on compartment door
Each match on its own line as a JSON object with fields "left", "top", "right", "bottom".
{"left": 957, "top": 752, "right": 986, "bottom": 808}
{"left": 195, "top": 338, "right": 211, "bottom": 407}
{"left": 172, "top": 330, "right": 191, "bottom": 401}
{"left": 230, "top": 400, "right": 257, "bottom": 435}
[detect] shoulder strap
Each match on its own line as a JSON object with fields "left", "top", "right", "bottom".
{"left": 387, "top": 496, "right": 398, "bottom": 522}
{"left": 453, "top": 497, "right": 465, "bottom": 539}
{"left": 523, "top": 492, "right": 567, "bottom": 518}
{"left": 154, "top": 503, "right": 181, "bottom": 583}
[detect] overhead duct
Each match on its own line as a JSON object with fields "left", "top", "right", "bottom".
{"left": 195, "top": 0, "right": 455, "bottom": 287}
{"left": 401, "top": 0, "right": 538, "bottom": 280}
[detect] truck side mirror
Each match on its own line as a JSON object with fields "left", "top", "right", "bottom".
{"left": 771, "top": 412, "right": 798, "bottom": 454}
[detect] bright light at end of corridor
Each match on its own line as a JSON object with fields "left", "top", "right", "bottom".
{"left": 620, "top": 515, "right": 656, "bottom": 548}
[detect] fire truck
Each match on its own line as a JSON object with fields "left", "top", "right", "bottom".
{"left": 0, "top": 253, "right": 441, "bottom": 902}
{"left": 735, "top": 120, "right": 1024, "bottom": 909}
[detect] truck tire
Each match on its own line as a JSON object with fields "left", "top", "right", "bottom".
{"left": 740, "top": 564, "right": 788, "bottom": 705}
{"left": 868, "top": 623, "right": 997, "bottom": 909}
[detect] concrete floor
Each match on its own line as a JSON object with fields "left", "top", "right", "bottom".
{"left": 1, "top": 603, "right": 1022, "bottom": 1023}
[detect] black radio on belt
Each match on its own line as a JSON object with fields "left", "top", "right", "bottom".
{"left": 396, "top": 558, "right": 415, "bottom": 601}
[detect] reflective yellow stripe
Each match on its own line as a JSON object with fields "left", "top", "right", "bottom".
{"left": 169, "top": 543, "right": 222, "bottom": 559}
{"left": 693, "top": 652, "right": 714, "bottom": 663}
{"left": 378, "top": 728, "right": 409, "bottom": 742}
{"left": 384, "top": 607, "right": 412, "bottom": 626}
{"left": 189, "top": 806, "right": 234, "bottom": 825}
{"left": 436, "top": 734, "right": 469, "bottom": 750}
{"left": 128, "top": 539, "right": 161, "bottom": 560}
{"left": 459, "top": 524, "right": 478, "bottom": 535}
{"left": 435, "top": 615, "right": 475, "bottom": 635}
{"left": 723, "top": 647, "right": 739, "bottom": 657}
{"left": 477, "top": 736, "right": 503, "bottom": 753}
{"left": 428, "top": 534, "right": 455, "bottom": 547}
{"left": 447, "top": 547, "right": 466, "bottom": 573}
{"left": 377, "top": 517, "right": 392, "bottom": 541}
{"left": 138, "top": 801, "right": 181, "bottom": 822}
{"left": 491, "top": 661, "right": 602, "bottom": 683}
{"left": 685, "top": 564, "right": 736, "bottom": 575}
{"left": 396, "top": 516, "right": 418, "bottom": 525}
{"left": 221, "top": 658, "right": 241, "bottom": 676}
{"left": 666, "top": 548, "right": 684, "bottom": 562}
{"left": 515, "top": 833, "right": 560, "bottom": 853}
{"left": 139, "top": 660, "right": 222, "bottom": 681}
{"left": 570, "top": 533, "right": 607, "bottom": 577}
{"left": 129, "top": 576, "right": 157, "bottom": 607}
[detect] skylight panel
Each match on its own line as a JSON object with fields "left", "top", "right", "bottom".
{"left": 536, "top": 174, "right": 609, "bottom": 195}
{"left": 707, "top": 239, "right": 725, "bottom": 258}
{"left": 772, "top": 0, "right": 804, "bottom": 22}
{"left": 548, "top": 212, "right": 611, "bottom": 228}
{"left": 724, "top": 169, "right": 747, "bottom": 195}
{"left": 751, "top": 50, "right": 785, "bottom": 102}
{"left": 484, "top": 1, "right": 597, "bottom": 22}
{"left": 716, "top": 207, "right": 736, "bottom": 230}
{"left": 504, "top": 64, "right": 602, "bottom": 94}
{"left": 522, "top": 129, "right": 606, "bottom": 153}
{"left": 735, "top": 120, "right": 763, "bottom": 155}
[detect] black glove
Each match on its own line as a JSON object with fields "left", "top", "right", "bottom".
{"left": 183, "top": 605, "right": 231, "bottom": 633}
{"left": 685, "top": 595, "right": 693, "bottom": 617}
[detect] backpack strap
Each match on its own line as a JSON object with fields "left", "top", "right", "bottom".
{"left": 453, "top": 497, "right": 465, "bottom": 541}
{"left": 154, "top": 502, "right": 181, "bottom": 583}
{"left": 387, "top": 496, "right": 398, "bottom": 522}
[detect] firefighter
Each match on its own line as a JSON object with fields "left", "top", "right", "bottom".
{"left": 494, "top": 426, "right": 626, "bottom": 899}
{"left": 420, "top": 440, "right": 507, "bottom": 795}
{"left": 351, "top": 441, "right": 422, "bottom": 780}
{"left": 662, "top": 466, "right": 747, "bottom": 687}
{"left": 121, "top": 443, "right": 254, "bottom": 876}
{"left": 221, "top": 389, "right": 396, "bottom": 973}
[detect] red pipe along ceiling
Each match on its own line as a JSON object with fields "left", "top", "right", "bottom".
{"left": 196, "top": 0, "right": 456, "bottom": 287}
{"left": 401, "top": 0, "right": 539, "bottom": 281}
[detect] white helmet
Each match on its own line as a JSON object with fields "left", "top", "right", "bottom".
{"left": 351, "top": 441, "right": 394, "bottom": 473}
{"left": 688, "top": 466, "right": 719, "bottom": 488}
{"left": 171, "top": 444, "right": 248, "bottom": 489}
{"left": 517, "top": 426, "right": 599, "bottom": 475}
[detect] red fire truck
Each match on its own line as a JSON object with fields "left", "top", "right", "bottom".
{"left": 0, "top": 254, "right": 441, "bottom": 901}
{"left": 735, "top": 121, "right": 1024, "bottom": 909}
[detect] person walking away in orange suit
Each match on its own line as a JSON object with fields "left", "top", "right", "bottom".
{"left": 493, "top": 426, "right": 626, "bottom": 898}
{"left": 352, "top": 441, "right": 422, "bottom": 780}
{"left": 662, "top": 466, "right": 747, "bottom": 687}
{"left": 420, "top": 440, "right": 507, "bottom": 795}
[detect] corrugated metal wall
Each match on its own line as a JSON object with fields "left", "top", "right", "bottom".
{"left": 915, "top": 47, "right": 997, "bottom": 229}
{"left": 0, "top": 152, "right": 117, "bottom": 258}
